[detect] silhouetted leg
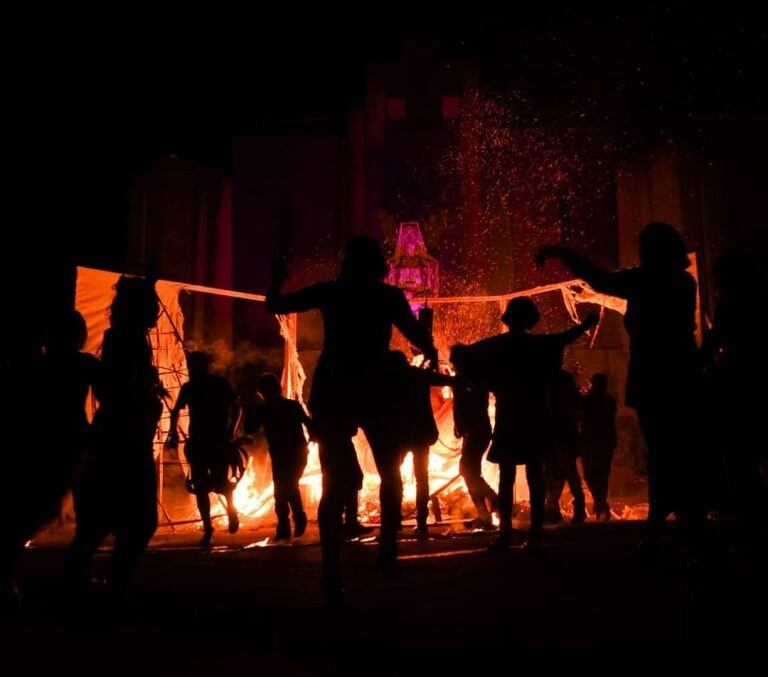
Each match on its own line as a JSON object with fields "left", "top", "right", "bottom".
{"left": 372, "top": 446, "right": 403, "bottom": 568}
{"left": 189, "top": 461, "right": 214, "bottom": 544}
{"left": 344, "top": 490, "right": 360, "bottom": 526}
{"left": 560, "top": 451, "right": 586, "bottom": 521}
{"left": 583, "top": 452, "right": 599, "bottom": 509}
{"left": 544, "top": 457, "right": 566, "bottom": 522}
{"left": 526, "top": 457, "right": 545, "bottom": 546}
{"left": 64, "top": 523, "right": 109, "bottom": 591}
{"left": 638, "top": 408, "right": 674, "bottom": 546}
{"left": 221, "top": 486, "right": 239, "bottom": 534}
{"left": 489, "top": 461, "right": 516, "bottom": 554}
{"left": 497, "top": 461, "right": 516, "bottom": 535}
{"left": 584, "top": 449, "right": 613, "bottom": 516}
{"left": 104, "top": 459, "right": 158, "bottom": 601}
{"left": 196, "top": 491, "right": 213, "bottom": 534}
{"left": 288, "top": 465, "right": 307, "bottom": 536}
{"left": 109, "top": 515, "right": 156, "bottom": 602}
{"left": 317, "top": 435, "right": 357, "bottom": 588}
{"left": 64, "top": 481, "right": 110, "bottom": 591}
{"left": 460, "top": 432, "right": 496, "bottom": 520}
{"left": 413, "top": 446, "right": 430, "bottom": 530}
{"left": 343, "top": 456, "right": 365, "bottom": 529}
{"left": 273, "top": 474, "right": 292, "bottom": 539}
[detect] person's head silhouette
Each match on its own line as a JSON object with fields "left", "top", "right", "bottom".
{"left": 46, "top": 310, "right": 87, "bottom": 353}
{"left": 110, "top": 276, "right": 159, "bottom": 332}
{"left": 501, "top": 297, "right": 540, "bottom": 332}
{"left": 638, "top": 222, "right": 689, "bottom": 271}
{"left": 186, "top": 351, "right": 210, "bottom": 381}
{"left": 257, "top": 372, "right": 282, "bottom": 401}
{"left": 590, "top": 372, "right": 608, "bottom": 394}
{"left": 340, "top": 236, "right": 389, "bottom": 282}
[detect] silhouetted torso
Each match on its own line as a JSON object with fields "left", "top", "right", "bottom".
{"left": 390, "top": 360, "right": 451, "bottom": 449}
{"left": 581, "top": 391, "right": 617, "bottom": 450}
{"left": 606, "top": 267, "right": 699, "bottom": 406}
{"left": 268, "top": 279, "right": 432, "bottom": 366}
{"left": 548, "top": 371, "right": 581, "bottom": 451}
{"left": 468, "top": 331, "right": 569, "bottom": 401}
{"left": 44, "top": 350, "right": 99, "bottom": 436}
{"left": 178, "top": 374, "right": 236, "bottom": 440}
{"left": 466, "top": 331, "right": 569, "bottom": 461}
{"left": 97, "top": 328, "right": 160, "bottom": 426}
{"left": 90, "top": 327, "right": 162, "bottom": 468}
{"left": 254, "top": 397, "right": 309, "bottom": 461}
{"left": 453, "top": 386, "right": 491, "bottom": 438}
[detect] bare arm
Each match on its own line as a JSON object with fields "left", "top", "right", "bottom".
{"left": 551, "top": 313, "right": 599, "bottom": 347}
{"left": 537, "top": 246, "right": 632, "bottom": 298}
{"left": 167, "top": 388, "right": 187, "bottom": 444}
{"left": 392, "top": 290, "right": 438, "bottom": 367}
{"left": 265, "top": 260, "right": 328, "bottom": 314}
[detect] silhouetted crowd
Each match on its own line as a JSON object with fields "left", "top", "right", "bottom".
{"left": 2, "top": 222, "right": 767, "bottom": 608}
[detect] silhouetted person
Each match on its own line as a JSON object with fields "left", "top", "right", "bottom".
{"left": 65, "top": 276, "right": 163, "bottom": 602}
{"left": 464, "top": 297, "right": 597, "bottom": 554}
{"left": 538, "top": 222, "right": 707, "bottom": 555}
{"left": 580, "top": 373, "right": 617, "bottom": 520}
{"left": 389, "top": 350, "right": 455, "bottom": 535}
{"left": 249, "top": 372, "right": 310, "bottom": 541}
{"left": 168, "top": 351, "right": 241, "bottom": 547}
{"left": 1, "top": 311, "right": 98, "bottom": 607}
{"left": 703, "top": 253, "right": 768, "bottom": 543}
{"left": 266, "top": 236, "right": 437, "bottom": 596}
{"left": 544, "top": 369, "right": 587, "bottom": 525}
{"left": 451, "top": 344, "right": 498, "bottom": 530}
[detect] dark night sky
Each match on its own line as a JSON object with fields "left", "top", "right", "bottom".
{"left": 4, "top": 1, "right": 768, "bottom": 331}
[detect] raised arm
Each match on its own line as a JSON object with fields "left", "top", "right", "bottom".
{"left": 392, "top": 290, "right": 438, "bottom": 367}
{"left": 551, "top": 313, "right": 599, "bottom": 347}
{"left": 265, "top": 260, "right": 329, "bottom": 314}
{"left": 536, "top": 246, "right": 632, "bottom": 299}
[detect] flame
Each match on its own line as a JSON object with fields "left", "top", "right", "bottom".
{"left": 227, "top": 383, "right": 515, "bottom": 527}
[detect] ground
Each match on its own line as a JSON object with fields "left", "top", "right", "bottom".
{"left": 5, "top": 520, "right": 767, "bottom": 673}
